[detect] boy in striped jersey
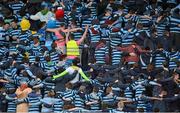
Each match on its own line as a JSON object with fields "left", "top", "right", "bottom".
{"left": 28, "top": 88, "right": 42, "bottom": 113}
{"left": 85, "top": 85, "right": 101, "bottom": 110}
{"left": 109, "top": 28, "right": 122, "bottom": 65}
{"left": 9, "top": 19, "right": 21, "bottom": 46}
{"left": 94, "top": 40, "right": 109, "bottom": 65}
{"left": 61, "top": 82, "right": 76, "bottom": 110}
{"left": 152, "top": 44, "right": 168, "bottom": 69}
{"left": 53, "top": 92, "right": 64, "bottom": 112}
{"left": 6, "top": 90, "right": 17, "bottom": 112}
{"left": 169, "top": 9, "right": 180, "bottom": 51}
{"left": 8, "top": 0, "right": 25, "bottom": 15}
{"left": 0, "top": 20, "right": 9, "bottom": 47}
{"left": 41, "top": 90, "right": 60, "bottom": 112}
{"left": 101, "top": 86, "right": 128, "bottom": 111}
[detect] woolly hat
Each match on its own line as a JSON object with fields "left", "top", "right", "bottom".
{"left": 20, "top": 18, "right": 31, "bottom": 31}
{"left": 55, "top": 7, "right": 64, "bottom": 20}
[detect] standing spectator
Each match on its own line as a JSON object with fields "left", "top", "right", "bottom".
{"left": 169, "top": 8, "right": 180, "bottom": 51}
{"left": 94, "top": 40, "right": 109, "bottom": 65}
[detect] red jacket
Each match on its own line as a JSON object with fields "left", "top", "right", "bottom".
{"left": 117, "top": 44, "right": 147, "bottom": 63}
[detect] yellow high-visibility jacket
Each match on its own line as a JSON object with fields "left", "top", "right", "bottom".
{"left": 66, "top": 40, "right": 80, "bottom": 56}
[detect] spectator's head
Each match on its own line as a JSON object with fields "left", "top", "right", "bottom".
{"left": 11, "top": 19, "right": 18, "bottom": 28}
{"left": 157, "top": 43, "right": 163, "bottom": 50}
{"left": 45, "top": 55, "right": 51, "bottom": 62}
{"left": 138, "top": 73, "right": 146, "bottom": 80}
{"left": 0, "top": 19, "right": 4, "bottom": 27}
{"left": 136, "top": 23, "right": 143, "bottom": 30}
{"left": 96, "top": 39, "right": 106, "bottom": 48}
{"left": 79, "top": 85, "right": 86, "bottom": 93}
{"left": 92, "top": 86, "right": 99, "bottom": 93}
{"left": 105, "top": 86, "right": 112, "bottom": 95}
{"left": 65, "top": 82, "right": 73, "bottom": 90}
{"left": 47, "top": 90, "right": 55, "bottom": 97}
{"left": 117, "top": 101, "right": 124, "bottom": 111}
{"left": 147, "top": 64, "right": 154, "bottom": 72}
{"left": 72, "top": 58, "right": 80, "bottom": 66}
{"left": 33, "top": 37, "right": 39, "bottom": 45}
{"left": 82, "top": 8, "right": 91, "bottom": 16}
{"left": 51, "top": 41, "right": 57, "bottom": 49}
{"left": 105, "top": 8, "right": 112, "bottom": 16}
{"left": 3, "top": 22, "right": 10, "bottom": 30}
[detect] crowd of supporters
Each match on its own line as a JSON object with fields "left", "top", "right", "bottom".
{"left": 0, "top": 0, "right": 180, "bottom": 112}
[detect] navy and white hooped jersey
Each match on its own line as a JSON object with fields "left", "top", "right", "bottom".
{"left": 53, "top": 98, "right": 64, "bottom": 112}
{"left": 111, "top": 49, "right": 122, "bottom": 65}
{"left": 100, "top": 28, "right": 111, "bottom": 42}
{"left": 43, "top": 80, "right": 55, "bottom": 95}
{"left": 8, "top": 1, "right": 24, "bottom": 14}
{"left": 28, "top": 93, "right": 42, "bottom": 113}
{"left": 153, "top": 50, "right": 167, "bottom": 68}
{"left": 81, "top": 16, "right": 93, "bottom": 28}
{"left": 109, "top": 31, "right": 122, "bottom": 65}
{"left": 31, "top": 45, "right": 43, "bottom": 56}
{"left": 90, "top": 79, "right": 109, "bottom": 95}
{"left": 168, "top": 51, "right": 179, "bottom": 70}
{"left": 131, "top": 81, "right": 147, "bottom": 110}
{"left": 169, "top": 15, "right": 180, "bottom": 33}
{"left": 49, "top": 51, "right": 60, "bottom": 63}
{"left": 6, "top": 94, "right": 17, "bottom": 112}
{"left": 28, "top": 54, "right": 36, "bottom": 63}
{"left": 18, "top": 30, "right": 32, "bottom": 42}
{"left": 155, "top": 17, "right": 170, "bottom": 37}
{"left": 87, "top": 2, "right": 97, "bottom": 17}
{"left": 119, "top": 28, "right": 139, "bottom": 46}
{"left": 73, "top": 93, "right": 85, "bottom": 108}
{"left": 15, "top": 53, "right": 24, "bottom": 63}
{"left": 41, "top": 61, "right": 58, "bottom": 73}
{"left": 122, "top": 15, "right": 138, "bottom": 26}
{"left": 99, "top": 15, "right": 111, "bottom": 25}
{"left": 0, "top": 27, "right": 8, "bottom": 45}
{"left": 9, "top": 27, "right": 21, "bottom": 44}
{"left": 101, "top": 94, "right": 118, "bottom": 105}
{"left": 3, "top": 67, "right": 17, "bottom": 90}
{"left": 109, "top": 30, "right": 121, "bottom": 48}
{"left": 88, "top": 27, "right": 101, "bottom": 43}
{"left": 137, "top": 16, "right": 153, "bottom": 31}
{"left": 0, "top": 47, "right": 9, "bottom": 57}
{"left": 72, "top": 31, "right": 83, "bottom": 41}
{"left": 124, "top": 86, "right": 134, "bottom": 100}
{"left": 95, "top": 46, "right": 109, "bottom": 65}
{"left": 85, "top": 93, "right": 101, "bottom": 110}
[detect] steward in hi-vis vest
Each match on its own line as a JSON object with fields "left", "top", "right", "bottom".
{"left": 66, "top": 40, "right": 80, "bottom": 56}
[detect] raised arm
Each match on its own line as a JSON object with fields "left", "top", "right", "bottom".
{"left": 52, "top": 69, "right": 69, "bottom": 80}
{"left": 116, "top": 46, "right": 128, "bottom": 52}
{"left": 65, "top": 29, "right": 70, "bottom": 44}
{"left": 79, "top": 68, "right": 90, "bottom": 81}
{"left": 77, "top": 25, "right": 89, "bottom": 45}
{"left": 61, "top": 28, "right": 82, "bottom": 33}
